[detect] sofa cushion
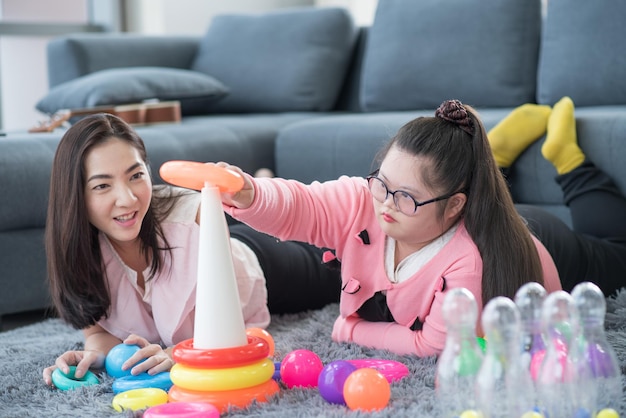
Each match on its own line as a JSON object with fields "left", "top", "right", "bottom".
{"left": 36, "top": 67, "right": 229, "bottom": 116}
{"left": 537, "top": 0, "right": 626, "bottom": 106}
{"left": 360, "top": 0, "right": 541, "bottom": 112}
{"left": 191, "top": 7, "right": 356, "bottom": 112}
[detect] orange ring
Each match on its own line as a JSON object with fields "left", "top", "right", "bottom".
{"left": 159, "top": 160, "right": 244, "bottom": 193}
{"left": 172, "top": 336, "right": 269, "bottom": 368}
{"left": 168, "top": 380, "right": 280, "bottom": 414}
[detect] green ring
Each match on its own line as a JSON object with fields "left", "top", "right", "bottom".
{"left": 52, "top": 366, "right": 99, "bottom": 391}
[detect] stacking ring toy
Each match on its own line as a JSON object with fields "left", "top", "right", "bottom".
{"left": 111, "top": 387, "right": 168, "bottom": 412}
{"left": 172, "top": 336, "right": 269, "bottom": 368}
{"left": 112, "top": 371, "right": 172, "bottom": 394}
{"left": 346, "top": 359, "right": 409, "bottom": 383}
{"left": 143, "top": 401, "right": 220, "bottom": 418}
{"left": 168, "top": 379, "right": 280, "bottom": 413}
{"left": 159, "top": 160, "right": 244, "bottom": 192}
{"left": 51, "top": 366, "right": 99, "bottom": 391}
{"left": 170, "top": 357, "right": 274, "bottom": 391}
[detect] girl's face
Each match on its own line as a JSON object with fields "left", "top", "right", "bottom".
{"left": 84, "top": 137, "right": 152, "bottom": 250}
{"left": 373, "top": 146, "right": 465, "bottom": 252}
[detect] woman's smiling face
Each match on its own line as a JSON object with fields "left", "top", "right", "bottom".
{"left": 83, "top": 137, "right": 152, "bottom": 249}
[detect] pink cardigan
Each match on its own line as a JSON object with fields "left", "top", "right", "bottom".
{"left": 225, "top": 176, "right": 561, "bottom": 357}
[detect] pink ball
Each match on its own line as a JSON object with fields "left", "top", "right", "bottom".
{"left": 280, "top": 349, "right": 324, "bottom": 389}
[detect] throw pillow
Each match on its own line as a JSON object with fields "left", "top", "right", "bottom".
{"left": 191, "top": 7, "right": 357, "bottom": 113}
{"left": 36, "top": 67, "right": 229, "bottom": 116}
{"left": 537, "top": 0, "right": 626, "bottom": 106}
{"left": 360, "top": 0, "right": 542, "bottom": 112}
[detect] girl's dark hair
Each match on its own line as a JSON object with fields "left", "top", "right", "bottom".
{"left": 46, "top": 113, "right": 180, "bottom": 329}
{"left": 376, "top": 100, "right": 544, "bottom": 304}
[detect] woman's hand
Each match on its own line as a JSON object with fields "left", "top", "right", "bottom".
{"left": 211, "top": 162, "right": 256, "bottom": 209}
{"left": 42, "top": 349, "right": 105, "bottom": 386}
{"left": 122, "top": 334, "right": 174, "bottom": 375}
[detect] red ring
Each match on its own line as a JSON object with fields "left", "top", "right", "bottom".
{"left": 172, "top": 336, "right": 269, "bottom": 368}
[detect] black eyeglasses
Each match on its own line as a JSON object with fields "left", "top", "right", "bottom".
{"left": 366, "top": 170, "right": 465, "bottom": 216}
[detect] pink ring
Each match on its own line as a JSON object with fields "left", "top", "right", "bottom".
{"left": 159, "top": 160, "right": 244, "bottom": 192}
{"left": 172, "top": 336, "right": 269, "bottom": 368}
{"left": 143, "top": 401, "right": 220, "bottom": 418}
{"left": 346, "top": 359, "right": 409, "bottom": 383}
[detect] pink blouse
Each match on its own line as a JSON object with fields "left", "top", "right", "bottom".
{"left": 98, "top": 188, "right": 270, "bottom": 347}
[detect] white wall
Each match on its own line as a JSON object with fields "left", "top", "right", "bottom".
{"left": 125, "top": 0, "right": 316, "bottom": 35}
{"left": 0, "top": 0, "right": 88, "bottom": 131}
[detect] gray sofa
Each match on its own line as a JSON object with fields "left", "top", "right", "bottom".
{"left": 1, "top": 0, "right": 625, "bottom": 325}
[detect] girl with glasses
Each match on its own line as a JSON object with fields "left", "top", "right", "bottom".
{"left": 217, "top": 99, "right": 563, "bottom": 356}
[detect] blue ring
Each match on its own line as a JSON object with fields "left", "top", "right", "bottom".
{"left": 112, "top": 371, "right": 172, "bottom": 394}
{"left": 51, "top": 366, "right": 100, "bottom": 391}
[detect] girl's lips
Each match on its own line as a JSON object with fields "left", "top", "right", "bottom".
{"left": 382, "top": 212, "right": 395, "bottom": 223}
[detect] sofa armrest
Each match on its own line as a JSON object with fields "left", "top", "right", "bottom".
{"left": 47, "top": 33, "right": 201, "bottom": 88}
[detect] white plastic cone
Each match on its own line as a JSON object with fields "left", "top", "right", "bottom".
{"left": 193, "top": 182, "right": 248, "bottom": 349}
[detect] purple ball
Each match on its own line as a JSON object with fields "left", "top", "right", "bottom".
{"left": 317, "top": 360, "right": 358, "bottom": 405}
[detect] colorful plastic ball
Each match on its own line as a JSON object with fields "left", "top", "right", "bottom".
{"left": 280, "top": 349, "right": 324, "bottom": 389}
{"left": 106, "top": 344, "right": 145, "bottom": 378}
{"left": 476, "top": 337, "right": 487, "bottom": 354}
{"left": 343, "top": 368, "right": 391, "bottom": 411}
{"left": 573, "top": 408, "right": 592, "bottom": 418}
{"left": 317, "top": 360, "right": 357, "bottom": 405}
{"left": 596, "top": 408, "right": 620, "bottom": 418}
{"left": 246, "top": 327, "right": 275, "bottom": 358}
{"left": 272, "top": 361, "right": 281, "bottom": 381}
{"left": 520, "top": 412, "right": 544, "bottom": 418}
{"left": 458, "top": 411, "right": 482, "bottom": 418}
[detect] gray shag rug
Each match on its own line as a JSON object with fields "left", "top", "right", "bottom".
{"left": 2, "top": 292, "right": 626, "bottom": 418}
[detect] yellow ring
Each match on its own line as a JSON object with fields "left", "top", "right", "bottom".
{"left": 111, "top": 388, "right": 168, "bottom": 412}
{"left": 170, "top": 357, "right": 274, "bottom": 391}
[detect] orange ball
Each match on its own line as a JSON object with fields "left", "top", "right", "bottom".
{"left": 246, "top": 328, "right": 275, "bottom": 358}
{"left": 343, "top": 368, "right": 391, "bottom": 411}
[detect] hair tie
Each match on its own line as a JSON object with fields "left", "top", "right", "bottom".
{"left": 435, "top": 99, "right": 475, "bottom": 136}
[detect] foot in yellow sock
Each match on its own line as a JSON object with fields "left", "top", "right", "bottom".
{"left": 488, "top": 104, "right": 552, "bottom": 168}
{"left": 542, "top": 96, "right": 585, "bottom": 175}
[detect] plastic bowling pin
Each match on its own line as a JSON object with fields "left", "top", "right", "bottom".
{"left": 536, "top": 290, "right": 593, "bottom": 417}
{"left": 514, "top": 282, "right": 547, "bottom": 371}
{"left": 476, "top": 297, "right": 535, "bottom": 418}
{"left": 572, "top": 281, "right": 622, "bottom": 413}
{"left": 436, "top": 288, "right": 484, "bottom": 417}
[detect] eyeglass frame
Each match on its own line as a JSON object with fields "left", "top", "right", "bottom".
{"left": 366, "top": 170, "right": 467, "bottom": 216}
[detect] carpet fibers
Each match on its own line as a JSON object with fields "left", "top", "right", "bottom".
{"left": 2, "top": 292, "right": 626, "bottom": 418}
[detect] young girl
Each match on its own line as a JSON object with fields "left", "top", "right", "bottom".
{"left": 216, "top": 99, "right": 562, "bottom": 357}
{"left": 42, "top": 114, "right": 340, "bottom": 386}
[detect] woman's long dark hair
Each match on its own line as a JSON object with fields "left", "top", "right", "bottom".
{"left": 46, "top": 114, "right": 180, "bottom": 329}
{"left": 377, "top": 101, "right": 544, "bottom": 304}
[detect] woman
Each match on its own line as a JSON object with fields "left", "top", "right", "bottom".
{"left": 42, "top": 114, "right": 340, "bottom": 385}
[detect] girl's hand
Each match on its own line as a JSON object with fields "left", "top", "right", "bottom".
{"left": 122, "top": 334, "right": 174, "bottom": 375}
{"left": 42, "top": 349, "right": 105, "bottom": 386}
{"left": 211, "top": 162, "right": 256, "bottom": 209}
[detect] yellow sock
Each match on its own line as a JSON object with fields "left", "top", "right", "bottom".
{"left": 542, "top": 96, "right": 585, "bottom": 174}
{"left": 488, "top": 104, "right": 552, "bottom": 168}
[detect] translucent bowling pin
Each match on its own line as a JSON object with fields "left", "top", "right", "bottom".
{"left": 476, "top": 297, "right": 535, "bottom": 418}
{"left": 537, "top": 290, "right": 593, "bottom": 417}
{"left": 572, "top": 281, "right": 622, "bottom": 413}
{"left": 514, "top": 282, "right": 547, "bottom": 373}
{"left": 436, "top": 287, "right": 484, "bottom": 418}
